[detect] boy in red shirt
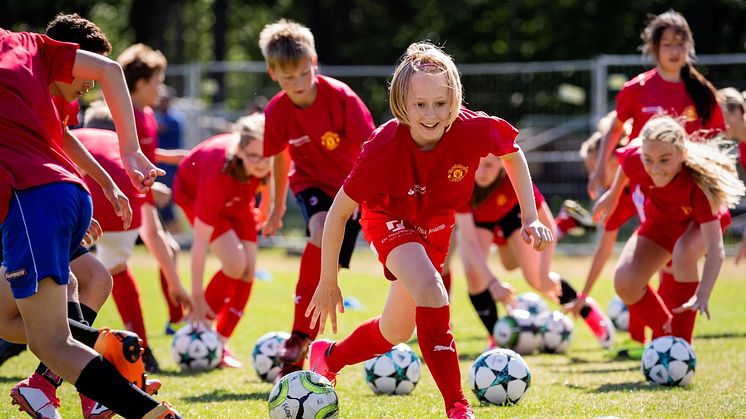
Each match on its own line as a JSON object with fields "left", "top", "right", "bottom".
{"left": 258, "top": 19, "right": 375, "bottom": 377}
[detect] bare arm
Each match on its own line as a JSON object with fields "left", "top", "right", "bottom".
{"left": 588, "top": 118, "right": 624, "bottom": 199}
{"left": 674, "top": 220, "right": 725, "bottom": 320}
{"left": 592, "top": 166, "right": 628, "bottom": 224}
{"left": 565, "top": 229, "right": 619, "bottom": 316}
{"left": 155, "top": 148, "right": 189, "bottom": 165}
{"left": 188, "top": 217, "right": 216, "bottom": 324}
{"left": 262, "top": 149, "right": 290, "bottom": 237}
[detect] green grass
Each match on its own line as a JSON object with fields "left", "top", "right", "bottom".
{"left": 2, "top": 247, "right": 745, "bottom": 418}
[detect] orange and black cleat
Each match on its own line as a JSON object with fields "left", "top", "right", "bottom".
{"left": 93, "top": 328, "right": 147, "bottom": 390}
{"left": 142, "top": 401, "right": 181, "bottom": 419}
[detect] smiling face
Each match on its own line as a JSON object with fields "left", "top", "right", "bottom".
{"left": 655, "top": 27, "right": 690, "bottom": 75}
{"left": 641, "top": 139, "right": 685, "bottom": 187}
{"left": 51, "top": 78, "right": 94, "bottom": 102}
{"left": 268, "top": 58, "right": 317, "bottom": 108}
{"left": 404, "top": 71, "right": 453, "bottom": 149}
{"left": 236, "top": 138, "right": 271, "bottom": 179}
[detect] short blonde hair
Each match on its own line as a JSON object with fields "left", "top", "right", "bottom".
{"left": 258, "top": 19, "right": 316, "bottom": 70}
{"left": 116, "top": 43, "right": 167, "bottom": 93}
{"left": 389, "top": 42, "right": 462, "bottom": 129}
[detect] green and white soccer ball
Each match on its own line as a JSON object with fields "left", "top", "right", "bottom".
{"left": 171, "top": 323, "right": 223, "bottom": 371}
{"left": 537, "top": 310, "right": 574, "bottom": 354}
{"left": 252, "top": 331, "right": 290, "bottom": 383}
{"left": 469, "top": 348, "right": 531, "bottom": 405}
{"left": 513, "top": 292, "right": 549, "bottom": 316}
{"left": 268, "top": 370, "right": 339, "bottom": 419}
{"left": 641, "top": 336, "right": 696, "bottom": 386}
{"left": 493, "top": 309, "right": 542, "bottom": 355}
{"left": 607, "top": 296, "right": 629, "bottom": 332}
{"left": 363, "top": 343, "right": 421, "bottom": 395}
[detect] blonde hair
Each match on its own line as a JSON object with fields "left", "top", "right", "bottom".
{"left": 116, "top": 43, "right": 167, "bottom": 93}
{"left": 222, "top": 113, "right": 268, "bottom": 184}
{"left": 580, "top": 111, "right": 631, "bottom": 158}
{"left": 389, "top": 42, "right": 462, "bottom": 129}
{"left": 258, "top": 19, "right": 316, "bottom": 70}
{"left": 640, "top": 116, "right": 745, "bottom": 208}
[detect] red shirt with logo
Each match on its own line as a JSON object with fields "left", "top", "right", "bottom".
{"left": 463, "top": 178, "right": 544, "bottom": 223}
{"left": 0, "top": 30, "right": 86, "bottom": 223}
{"left": 173, "top": 133, "right": 261, "bottom": 227}
{"left": 344, "top": 108, "right": 520, "bottom": 231}
{"left": 74, "top": 128, "right": 146, "bottom": 231}
{"left": 263, "top": 75, "right": 375, "bottom": 198}
{"left": 616, "top": 69, "right": 725, "bottom": 139}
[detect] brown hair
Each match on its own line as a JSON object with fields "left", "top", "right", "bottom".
{"left": 472, "top": 170, "right": 507, "bottom": 209}
{"left": 641, "top": 10, "right": 717, "bottom": 124}
{"left": 45, "top": 13, "right": 111, "bottom": 56}
{"left": 222, "top": 113, "right": 268, "bottom": 184}
{"left": 116, "top": 43, "right": 167, "bottom": 93}
{"left": 258, "top": 19, "right": 316, "bottom": 70}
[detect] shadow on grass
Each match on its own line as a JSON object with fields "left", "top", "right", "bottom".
{"left": 181, "top": 389, "right": 269, "bottom": 403}
{"left": 695, "top": 331, "right": 746, "bottom": 340}
{"left": 0, "top": 375, "right": 26, "bottom": 383}
{"left": 552, "top": 365, "right": 639, "bottom": 374}
{"left": 589, "top": 381, "right": 684, "bottom": 393}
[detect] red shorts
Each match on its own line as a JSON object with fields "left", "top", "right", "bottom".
{"left": 361, "top": 213, "right": 453, "bottom": 281}
{"left": 180, "top": 204, "right": 258, "bottom": 243}
{"left": 639, "top": 212, "right": 731, "bottom": 253}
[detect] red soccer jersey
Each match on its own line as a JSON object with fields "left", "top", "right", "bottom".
{"left": 616, "top": 69, "right": 725, "bottom": 139}
{"left": 464, "top": 179, "right": 544, "bottom": 223}
{"left": 173, "top": 133, "right": 261, "bottom": 227}
{"left": 73, "top": 128, "right": 146, "bottom": 231}
{"left": 0, "top": 30, "right": 86, "bottom": 223}
{"left": 263, "top": 75, "right": 375, "bottom": 198}
{"left": 53, "top": 95, "right": 80, "bottom": 129}
{"left": 344, "top": 108, "right": 519, "bottom": 230}
{"left": 739, "top": 141, "right": 746, "bottom": 173}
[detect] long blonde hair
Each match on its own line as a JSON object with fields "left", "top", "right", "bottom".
{"left": 640, "top": 116, "right": 745, "bottom": 208}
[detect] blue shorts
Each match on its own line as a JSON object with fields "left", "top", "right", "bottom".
{"left": 1, "top": 183, "right": 92, "bottom": 298}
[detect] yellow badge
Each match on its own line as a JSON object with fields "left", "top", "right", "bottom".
{"left": 681, "top": 206, "right": 693, "bottom": 215}
{"left": 448, "top": 164, "right": 469, "bottom": 182}
{"left": 321, "top": 131, "right": 340, "bottom": 150}
{"left": 496, "top": 194, "right": 507, "bottom": 206}
{"left": 682, "top": 105, "right": 698, "bottom": 121}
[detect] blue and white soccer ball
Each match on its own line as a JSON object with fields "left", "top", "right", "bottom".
{"left": 252, "top": 331, "right": 290, "bottom": 383}
{"left": 268, "top": 370, "right": 339, "bottom": 419}
{"left": 641, "top": 336, "right": 696, "bottom": 386}
{"left": 513, "top": 292, "right": 549, "bottom": 316}
{"left": 607, "top": 296, "right": 629, "bottom": 332}
{"left": 171, "top": 323, "right": 223, "bottom": 371}
{"left": 469, "top": 348, "right": 531, "bottom": 405}
{"left": 363, "top": 343, "right": 421, "bottom": 395}
{"left": 493, "top": 309, "right": 542, "bottom": 355}
{"left": 537, "top": 310, "right": 574, "bottom": 354}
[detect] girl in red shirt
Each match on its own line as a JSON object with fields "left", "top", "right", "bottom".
{"left": 305, "top": 42, "right": 552, "bottom": 419}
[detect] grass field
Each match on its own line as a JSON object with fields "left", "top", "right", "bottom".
{"left": 1, "top": 246, "right": 745, "bottom": 418}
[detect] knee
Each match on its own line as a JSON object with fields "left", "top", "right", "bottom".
{"left": 381, "top": 323, "right": 414, "bottom": 345}
{"left": 411, "top": 280, "right": 448, "bottom": 308}
{"left": 221, "top": 258, "right": 247, "bottom": 279}
{"left": 614, "top": 269, "right": 638, "bottom": 302}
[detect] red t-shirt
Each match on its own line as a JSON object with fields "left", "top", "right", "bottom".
{"left": 53, "top": 95, "right": 80, "bottom": 129}
{"left": 0, "top": 30, "right": 86, "bottom": 223}
{"left": 134, "top": 106, "right": 158, "bottom": 204}
{"left": 263, "top": 75, "right": 375, "bottom": 198}
{"left": 174, "top": 133, "right": 261, "bottom": 227}
{"left": 73, "top": 128, "right": 146, "bottom": 231}
{"left": 616, "top": 69, "right": 725, "bottom": 139}
{"left": 344, "top": 108, "right": 519, "bottom": 229}
{"left": 464, "top": 179, "right": 544, "bottom": 223}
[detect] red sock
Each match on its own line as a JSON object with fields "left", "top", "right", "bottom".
{"left": 292, "top": 243, "right": 322, "bottom": 339}
{"left": 442, "top": 272, "right": 452, "bottom": 297}
{"left": 205, "top": 270, "right": 235, "bottom": 316}
{"left": 326, "top": 317, "right": 393, "bottom": 373}
{"left": 554, "top": 213, "right": 577, "bottom": 240}
{"left": 658, "top": 272, "right": 698, "bottom": 343}
{"left": 415, "top": 305, "right": 467, "bottom": 410}
{"left": 160, "top": 270, "right": 183, "bottom": 323}
{"left": 111, "top": 269, "right": 149, "bottom": 347}
{"left": 627, "top": 284, "right": 672, "bottom": 339}
{"left": 216, "top": 279, "right": 253, "bottom": 339}
{"left": 628, "top": 310, "right": 646, "bottom": 344}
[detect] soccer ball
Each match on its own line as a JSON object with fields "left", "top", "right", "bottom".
{"left": 607, "top": 296, "right": 629, "bottom": 332}
{"left": 363, "top": 343, "right": 421, "bottom": 395}
{"left": 512, "top": 292, "right": 549, "bottom": 316}
{"left": 469, "top": 348, "right": 531, "bottom": 405}
{"left": 641, "top": 336, "right": 696, "bottom": 386}
{"left": 252, "top": 331, "right": 290, "bottom": 383}
{"left": 537, "top": 310, "right": 574, "bottom": 354}
{"left": 171, "top": 323, "right": 223, "bottom": 371}
{"left": 268, "top": 370, "right": 339, "bottom": 419}
{"left": 493, "top": 309, "right": 542, "bottom": 355}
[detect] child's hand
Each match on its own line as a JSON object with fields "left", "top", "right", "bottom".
{"left": 261, "top": 209, "right": 285, "bottom": 237}
{"left": 520, "top": 220, "right": 553, "bottom": 251}
{"left": 188, "top": 292, "right": 216, "bottom": 328}
{"left": 102, "top": 184, "right": 132, "bottom": 230}
{"left": 151, "top": 182, "right": 172, "bottom": 209}
{"left": 489, "top": 280, "right": 516, "bottom": 307}
{"left": 81, "top": 218, "right": 103, "bottom": 247}
{"left": 673, "top": 294, "right": 710, "bottom": 320}
{"left": 306, "top": 278, "right": 345, "bottom": 334}
{"left": 563, "top": 294, "right": 588, "bottom": 318}
{"left": 592, "top": 191, "right": 614, "bottom": 224}
{"left": 122, "top": 151, "right": 166, "bottom": 193}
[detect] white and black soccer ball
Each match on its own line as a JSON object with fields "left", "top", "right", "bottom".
{"left": 363, "top": 343, "right": 421, "bottom": 395}
{"left": 513, "top": 292, "right": 549, "bottom": 316}
{"left": 268, "top": 370, "right": 339, "bottom": 419}
{"left": 469, "top": 348, "right": 531, "bottom": 405}
{"left": 537, "top": 310, "right": 574, "bottom": 354}
{"left": 607, "top": 296, "right": 629, "bottom": 332}
{"left": 493, "top": 309, "right": 542, "bottom": 355}
{"left": 171, "top": 323, "right": 223, "bottom": 371}
{"left": 252, "top": 331, "right": 290, "bottom": 383}
{"left": 641, "top": 336, "right": 696, "bottom": 386}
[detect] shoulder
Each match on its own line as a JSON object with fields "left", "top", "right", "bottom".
{"left": 452, "top": 108, "right": 518, "bottom": 139}
{"left": 264, "top": 91, "right": 290, "bottom": 117}
{"left": 317, "top": 75, "right": 355, "bottom": 97}
{"left": 360, "top": 119, "right": 400, "bottom": 153}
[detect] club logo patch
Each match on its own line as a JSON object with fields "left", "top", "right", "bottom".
{"left": 321, "top": 131, "right": 340, "bottom": 150}
{"left": 681, "top": 206, "right": 693, "bottom": 215}
{"left": 447, "top": 164, "right": 468, "bottom": 182}
{"left": 5, "top": 268, "right": 27, "bottom": 280}
{"left": 496, "top": 194, "right": 507, "bottom": 206}
{"left": 682, "top": 105, "right": 698, "bottom": 121}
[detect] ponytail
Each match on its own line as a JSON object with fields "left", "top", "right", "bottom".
{"left": 680, "top": 63, "right": 718, "bottom": 125}
{"left": 683, "top": 137, "right": 745, "bottom": 209}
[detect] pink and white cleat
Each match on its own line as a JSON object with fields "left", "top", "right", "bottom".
{"left": 446, "top": 401, "right": 475, "bottom": 419}
{"left": 80, "top": 379, "right": 162, "bottom": 419}
{"left": 10, "top": 373, "right": 61, "bottom": 419}
{"left": 307, "top": 340, "right": 338, "bottom": 386}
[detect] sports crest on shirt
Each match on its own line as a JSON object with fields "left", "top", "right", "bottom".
{"left": 447, "top": 164, "right": 468, "bottom": 182}
{"left": 321, "top": 131, "right": 340, "bottom": 150}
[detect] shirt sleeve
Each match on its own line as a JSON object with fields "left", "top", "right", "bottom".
{"left": 487, "top": 117, "right": 519, "bottom": 157}
{"left": 345, "top": 92, "right": 376, "bottom": 148}
{"left": 262, "top": 105, "right": 288, "bottom": 157}
{"left": 342, "top": 139, "right": 384, "bottom": 205}
{"left": 39, "top": 34, "right": 79, "bottom": 85}
{"left": 615, "top": 85, "right": 636, "bottom": 125}
{"left": 691, "top": 182, "right": 719, "bottom": 224}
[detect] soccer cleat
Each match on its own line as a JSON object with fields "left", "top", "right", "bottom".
{"left": 561, "top": 200, "right": 595, "bottom": 229}
{"left": 142, "top": 401, "right": 181, "bottom": 419}
{"left": 273, "top": 364, "right": 302, "bottom": 384}
{"left": 446, "top": 401, "right": 475, "bottom": 419}
{"left": 143, "top": 347, "right": 161, "bottom": 373}
{"left": 484, "top": 335, "right": 498, "bottom": 352}
{"left": 79, "top": 379, "right": 162, "bottom": 419}
{"left": 219, "top": 346, "right": 243, "bottom": 369}
{"left": 307, "top": 340, "right": 337, "bottom": 386}
{"left": 0, "top": 338, "right": 27, "bottom": 368}
{"left": 10, "top": 373, "right": 61, "bottom": 419}
{"left": 584, "top": 298, "right": 615, "bottom": 349}
{"left": 163, "top": 321, "right": 185, "bottom": 336}
{"left": 93, "top": 328, "right": 146, "bottom": 389}
{"left": 278, "top": 332, "right": 311, "bottom": 364}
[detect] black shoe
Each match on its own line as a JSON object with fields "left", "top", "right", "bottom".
{"left": 142, "top": 347, "right": 161, "bottom": 373}
{"left": 0, "top": 339, "right": 26, "bottom": 368}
